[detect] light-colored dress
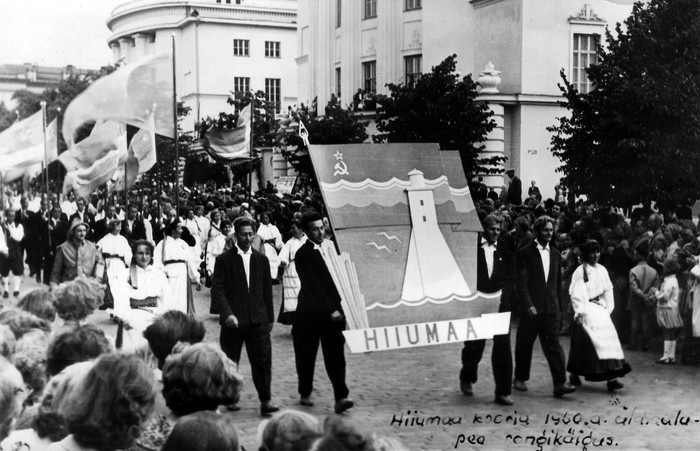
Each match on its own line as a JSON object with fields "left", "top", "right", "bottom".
{"left": 113, "top": 264, "right": 169, "bottom": 352}
{"left": 257, "top": 223, "right": 283, "bottom": 278}
{"left": 279, "top": 235, "right": 307, "bottom": 313}
{"left": 154, "top": 236, "right": 200, "bottom": 313}
{"left": 569, "top": 263, "right": 624, "bottom": 360}
{"left": 656, "top": 274, "right": 683, "bottom": 329}
{"left": 96, "top": 232, "right": 132, "bottom": 309}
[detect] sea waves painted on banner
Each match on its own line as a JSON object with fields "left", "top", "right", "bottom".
{"left": 320, "top": 176, "right": 473, "bottom": 212}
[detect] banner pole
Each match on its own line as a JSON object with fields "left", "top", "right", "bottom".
{"left": 40, "top": 101, "right": 50, "bottom": 198}
{"left": 56, "top": 106, "right": 61, "bottom": 196}
{"left": 249, "top": 92, "right": 254, "bottom": 198}
{"left": 171, "top": 33, "right": 180, "bottom": 215}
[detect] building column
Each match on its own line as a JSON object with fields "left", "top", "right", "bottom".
{"left": 118, "top": 37, "right": 132, "bottom": 63}
{"left": 476, "top": 62, "right": 505, "bottom": 192}
{"left": 377, "top": 0, "right": 400, "bottom": 95}
{"left": 110, "top": 42, "right": 121, "bottom": 65}
{"left": 132, "top": 33, "right": 148, "bottom": 60}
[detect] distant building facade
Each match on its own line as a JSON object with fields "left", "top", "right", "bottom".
{"left": 0, "top": 64, "right": 92, "bottom": 111}
{"left": 107, "top": 0, "right": 298, "bottom": 132}
{"left": 296, "top": 0, "right": 638, "bottom": 197}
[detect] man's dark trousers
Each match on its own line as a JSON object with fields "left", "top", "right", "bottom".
{"left": 460, "top": 306, "right": 513, "bottom": 396}
{"left": 514, "top": 313, "right": 566, "bottom": 385}
{"left": 292, "top": 315, "right": 349, "bottom": 402}
{"left": 220, "top": 324, "right": 272, "bottom": 402}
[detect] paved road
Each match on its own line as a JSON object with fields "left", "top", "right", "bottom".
{"left": 10, "top": 278, "right": 700, "bottom": 450}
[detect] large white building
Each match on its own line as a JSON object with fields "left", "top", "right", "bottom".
{"left": 296, "top": 0, "right": 639, "bottom": 196}
{"left": 107, "top": 0, "right": 298, "bottom": 132}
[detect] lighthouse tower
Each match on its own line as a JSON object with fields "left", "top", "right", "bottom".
{"left": 400, "top": 169, "right": 471, "bottom": 302}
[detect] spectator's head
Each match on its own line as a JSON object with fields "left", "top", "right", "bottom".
{"left": 663, "top": 259, "right": 681, "bottom": 277}
{"left": 107, "top": 218, "right": 122, "bottom": 235}
{"left": 580, "top": 239, "right": 602, "bottom": 266}
{"left": 0, "top": 357, "right": 24, "bottom": 440}
{"left": 17, "top": 289, "right": 57, "bottom": 322}
{"left": 648, "top": 213, "right": 664, "bottom": 233}
{"left": 532, "top": 215, "right": 554, "bottom": 245}
{"left": 164, "top": 219, "right": 183, "bottom": 239}
{"left": 317, "top": 415, "right": 373, "bottom": 451}
{"left": 162, "top": 343, "right": 242, "bottom": 417}
{"left": 33, "top": 360, "right": 94, "bottom": 442}
{"left": 258, "top": 409, "right": 321, "bottom": 451}
{"left": 143, "top": 311, "right": 205, "bottom": 369}
{"left": 221, "top": 220, "right": 232, "bottom": 237}
{"left": 0, "top": 325, "right": 15, "bottom": 361}
{"left": 301, "top": 212, "right": 324, "bottom": 245}
{"left": 131, "top": 240, "right": 155, "bottom": 269}
{"left": 14, "top": 329, "right": 49, "bottom": 406}
{"left": 61, "top": 353, "right": 156, "bottom": 451}
{"left": 0, "top": 308, "right": 51, "bottom": 339}
{"left": 161, "top": 411, "right": 239, "bottom": 451}
{"left": 68, "top": 220, "right": 88, "bottom": 244}
{"left": 53, "top": 277, "right": 105, "bottom": 323}
{"left": 46, "top": 324, "right": 112, "bottom": 377}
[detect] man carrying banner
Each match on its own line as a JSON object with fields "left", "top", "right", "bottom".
{"left": 513, "top": 215, "right": 576, "bottom": 398}
{"left": 293, "top": 211, "right": 353, "bottom": 414}
{"left": 459, "top": 214, "right": 514, "bottom": 405}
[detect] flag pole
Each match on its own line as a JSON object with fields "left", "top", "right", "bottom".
{"left": 40, "top": 101, "right": 50, "bottom": 198}
{"left": 56, "top": 107, "right": 61, "bottom": 196}
{"left": 171, "top": 33, "right": 180, "bottom": 215}
{"left": 249, "top": 92, "right": 254, "bottom": 198}
{"left": 153, "top": 102, "right": 161, "bottom": 225}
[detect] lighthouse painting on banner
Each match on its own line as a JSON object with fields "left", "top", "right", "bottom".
{"left": 308, "top": 143, "right": 510, "bottom": 353}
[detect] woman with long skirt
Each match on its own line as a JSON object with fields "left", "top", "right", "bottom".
{"left": 154, "top": 220, "right": 201, "bottom": 314}
{"left": 567, "top": 239, "right": 631, "bottom": 392}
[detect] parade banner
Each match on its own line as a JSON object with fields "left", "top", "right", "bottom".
{"left": 2, "top": 119, "right": 58, "bottom": 169}
{"left": 0, "top": 110, "right": 43, "bottom": 156}
{"left": 62, "top": 53, "right": 174, "bottom": 147}
{"left": 203, "top": 104, "right": 251, "bottom": 164}
{"left": 308, "top": 143, "right": 508, "bottom": 353}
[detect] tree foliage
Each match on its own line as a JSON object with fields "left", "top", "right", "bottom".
{"left": 0, "top": 102, "right": 17, "bottom": 133}
{"left": 281, "top": 96, "right": 369, "bottom": 176}
{"left": 372, "top": 55, "right": 499, "bottom": 178}
{"left": 548, "top": 0, "right": 700, "bottom": 210}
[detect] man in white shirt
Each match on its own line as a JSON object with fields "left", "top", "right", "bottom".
{"left": 513, "top": 215, "right": 575, "bottom": 398}
{"left": 460, "top": 214, "right": 513, "bottom": 405}
{"left": 211, "top": 217, "right": 279, "bottom": 416}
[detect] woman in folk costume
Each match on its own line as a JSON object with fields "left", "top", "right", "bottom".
{"left": 567, "top": 239, "right": 631, "bottom": 392}
{"left": 113, "top": 240, "right": 169, "bottom": 352}
{"left": 154, "top": 220, "right": 201, "bottom": 314}
{"left": 277, "top": 219, "right": 306, "bottom": 325}
{"left": 96, "top": 218, "right": 131, "bottom": 311}
{"left": 256, "top": 211, "right": 283, "bottom": 280}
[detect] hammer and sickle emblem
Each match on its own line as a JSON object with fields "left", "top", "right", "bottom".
{"left": 333, "top": 160, "right": 349, "bottom": 177}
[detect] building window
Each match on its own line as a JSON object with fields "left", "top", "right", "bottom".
{"left": 335, "top": 67, "right": 341, "bottom": 97}
{"left": 265, "top": 78, "right": 281, "bottom": 113}
{"left": 234, "top": 77, "right": 250, "bottom": 94}
{"left": 405, "top": 0, "right": 421, "bottom": 10}
{"left": 364, "top": 0, "right": 377, "bottom": 19}
{"left": 405, "top": 55, "right": 422, "bottom": 88}
{"left": 265, "top": 41, "right": 281, "bottom": 58}
{"left": 572, "top": 33, "right": 599, "bottom": 94}
{"left": 336, "top": 0, "right": 342, "bottom": 27}
{"left": 233, "top": 39, "right": 249, "bottom": 56}
{"left": 363, "top": 61, "right": 376, "bottom": 93}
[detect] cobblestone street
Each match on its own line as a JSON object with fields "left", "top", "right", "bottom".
{"left": 16, "top": 278, "right": 700, "bottom": 450}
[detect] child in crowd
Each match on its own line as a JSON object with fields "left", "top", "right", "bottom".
{"left": 655, "top": 259, "right": 684, "bottom": 364}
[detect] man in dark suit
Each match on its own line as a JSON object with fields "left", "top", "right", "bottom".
{"left": 505, "top": 169, "right": 522, "bottom": 205}
{"left": 68, "top": 197, "right": 95, "bottom": 238}
{"left": 459, "top": 214, "right": 514, "bottom": 405}
{"left": 293, "top": 212, "right": 353, "bottom": 414}
{"left": 211, "top": 216, "right": 279, "bottom": 416}
{"left": 120, "top": 204, "right": 147, "bottom": 246}
{"left": 513, "top": 215, "right": 576, "bottom": 397}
